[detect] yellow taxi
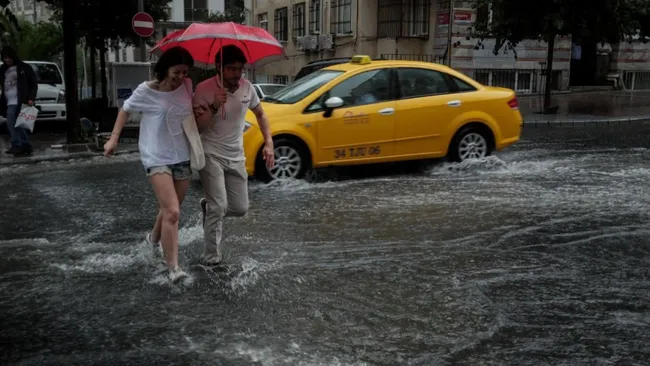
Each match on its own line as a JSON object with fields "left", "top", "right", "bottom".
{"left": 243, "top": 55, "right": 522, "bottom": 181}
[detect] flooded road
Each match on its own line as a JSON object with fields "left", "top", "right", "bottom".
{"left": 1, "top": 124, "right": 650, "bottom": 365}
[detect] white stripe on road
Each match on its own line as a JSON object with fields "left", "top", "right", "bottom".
{"left": 134, "top": 21, "right": 154, "bottom": 28}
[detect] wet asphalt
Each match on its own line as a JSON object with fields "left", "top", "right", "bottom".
{"left": 1, "top": 122, "right": 649, "bottom": 365}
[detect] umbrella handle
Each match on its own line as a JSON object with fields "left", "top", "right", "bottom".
{"left": 220, "top": 39, "right": 226, "bottom": 120}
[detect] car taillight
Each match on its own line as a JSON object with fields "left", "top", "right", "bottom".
{"left": 507, "top": 97, "right": 519, "bottom": 110}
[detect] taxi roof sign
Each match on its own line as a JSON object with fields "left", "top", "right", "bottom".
{"left": 350, "top": 55, "right": 372, "bottom": 65}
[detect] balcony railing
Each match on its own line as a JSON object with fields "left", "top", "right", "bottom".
{"left": 380, "top": 53, "right": 444, "bottom": 63}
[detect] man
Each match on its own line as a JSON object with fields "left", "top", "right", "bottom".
{"left": 193, "top": 45, "right": 275, "bottom": 266}
{"left": 0, "top": 46, "right": 37, "bottom": 156}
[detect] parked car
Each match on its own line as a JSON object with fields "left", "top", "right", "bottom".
{"left": 25, "top": 61, "right": 66, "bottom": 122}
{"left": 293, "top": 58, "right": 351, "bottom": 81}
{"left": 243, "top": 55, "right": 523, "bottom": 182}
{"left": 253, "top": 83, "right": 286, "bottom": 100}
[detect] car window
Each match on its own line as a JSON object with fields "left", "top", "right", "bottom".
{"left": 260, "top": 84, "right": 286, "bottom": 96}
{"left": 254, "top": 86, "right": 262, "bottom": 99}
{"left": 397, "top": 68, "right": 451, "bottom": 98}
{"left": 264, "top": 70, "right": 343, "bottom": 104}
{"left": 308, "top": 69, "right": 392, "bottom": 111}
{"left": 451, "top": 76, "right": 477, "bottom": 92}
{"left": 29, "top": 63, "right": 63, "bottom": 85}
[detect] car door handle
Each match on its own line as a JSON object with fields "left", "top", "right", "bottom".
{"left": 447, "top": 100, "right": 462, "bottom": 107}
{"left": 378, "top": 108, "right": 395, "bottom": 115}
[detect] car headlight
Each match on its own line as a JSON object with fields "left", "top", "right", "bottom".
{"left": 57, "top": 90, "right": 65, "bottom": 103}
{"left": 243, "top": 121, "right": 252, "bottom": 132}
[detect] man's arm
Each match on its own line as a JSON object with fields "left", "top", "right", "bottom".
{"left": 251, "top": 103, "right": 272, "bottom": 146}
{"left": 23, "top": 63, "right": 38, "bottom": 102}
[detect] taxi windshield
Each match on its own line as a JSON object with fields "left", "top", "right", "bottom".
{"left": 264, "top": 70, "right": 344, "bottom": 104}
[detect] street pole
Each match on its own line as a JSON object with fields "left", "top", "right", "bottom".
{"left": 63, "top": 0, "right": 81, "bottom": 143}
{"left": 138, "top": 0, "right": 147, "bottom": 62}
{"left": 446, "top": 0, "right": 453, "bottom": 67}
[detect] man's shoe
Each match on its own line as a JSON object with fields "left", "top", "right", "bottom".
{"left": 5, "top": 146, "right": 19, "bottom": 155}
{"left": 201, "top": 252, "right": 223, "bottom": 266}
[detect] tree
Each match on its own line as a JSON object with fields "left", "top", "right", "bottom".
{"left": 468, "top": 0, "right": 650, "bottom": 112}
{"left": 42, "top": 0, "right": 171, "bottom": 47}
{"left": 15, "top": 20, "right": 64, "bottom": 61}
{"left": 0, "top": 6, "right": 20, "bottom": 50}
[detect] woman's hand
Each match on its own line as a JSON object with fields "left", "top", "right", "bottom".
{"left": 104, "top": 136, "right": 118, "bottom": 156}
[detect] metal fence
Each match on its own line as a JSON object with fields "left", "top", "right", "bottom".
{"left": 622, "top": 70, "right": 650, "bottom": 90}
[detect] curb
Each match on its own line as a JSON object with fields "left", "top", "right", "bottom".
{"left": 0, "top": 148, "right": 140, "bottom": 166}
{"left": 522, "top": 116, "right": 650, "bottom": 127}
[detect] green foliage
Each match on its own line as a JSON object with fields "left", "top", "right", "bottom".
{"left": 468, "top": 0, "right": 650, "bottom": 55}
{"left": 42, "top": 0, "right": 172, "bottom": 49}
{"left": 0, "top": 6, "right": 20, "bottom": 49}
{"left": 15, "top": 19, "right": 64, "bottom": 61}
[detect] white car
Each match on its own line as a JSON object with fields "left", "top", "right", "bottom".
{"left": 253, "top": 83, "right": 286, "bottom": 100}
{"left": 26, "top": 61, "right": 66, "bottom": 122}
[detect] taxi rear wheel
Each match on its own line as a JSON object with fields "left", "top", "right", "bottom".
{"left": 448, "top": 124, "right": 494, "bottom": 162}
{"left": 256, "top": 137, "right": 310, "bottom": 182}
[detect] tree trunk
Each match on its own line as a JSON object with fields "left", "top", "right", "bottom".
{"left": 544, "top": 35, "right": 555, "bottom": 111}
{"left": 99, "top": 42, "right": 107, "bottom": 106}
{"left": 62, "top": 0, "right": 82, "bottom": 143}
{"left": 90, "top": 39, "right": 96, "bottom": 98}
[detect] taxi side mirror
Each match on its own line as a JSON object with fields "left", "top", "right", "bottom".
{"left": 323, "top": 96, "right": 344, "bottom": 118}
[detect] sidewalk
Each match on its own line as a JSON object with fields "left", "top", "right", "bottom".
{"left": 0, "top": 133, "right": 139, "bottom": 166}
{"left": 520, "top": 90, "right": 650, "bottom": 125}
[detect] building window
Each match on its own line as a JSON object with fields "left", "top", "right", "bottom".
{"left": 258, "top": 13, "right": 268, "bottom": 30}
{"left": 475, "top": 1, "right": 494, "bottom": 28}
{"left": 330, "top": 0, "right": 352, "bottom": 35}
{"left": 274, "top": 7, "right": 288, "bottom": 41}
{"left": 273, "top": 75, "right": 289, "bottom": 85}
{"left": 292, "top": 3, "right": 306, "bottom": 40}
{"left": 377, "top": 0, "right": 430, "bottom": 38}
{"left": 309, "top": 0, "right": 321, "bottom": 34}
{"left": 184, "top": 0, "right": 208, "bottom": 22}
{"left": 122, "top": 48, "right": 127, "bottom": 62}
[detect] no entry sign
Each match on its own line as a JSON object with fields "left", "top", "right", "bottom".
{"left": 132, "top": 12, "right": 155, "bottom": 37}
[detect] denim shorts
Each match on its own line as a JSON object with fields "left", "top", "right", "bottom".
{"left": 145, "top": 161, "right": 192, "bottom": 181}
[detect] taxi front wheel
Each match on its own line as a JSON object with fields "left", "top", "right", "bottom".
{"left": 256, "top": 137, "right": 310, "bottom": 182}
{"left": 448, "top": 125, "right": 494, "bottom": 162}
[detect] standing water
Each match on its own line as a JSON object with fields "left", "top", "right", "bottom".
{"left": 1, "top": 125, "right": 650, "bottom": 365}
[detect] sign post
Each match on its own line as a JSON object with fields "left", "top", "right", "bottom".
{"left": 132, "top": 10, "right": 155, "bottom": 61}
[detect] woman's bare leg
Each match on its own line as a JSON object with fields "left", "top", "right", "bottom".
{"left": 149, "top": 173, "right": 182, "bottom": 268}
{"left": 151, "top": 179, "right": 190, "bottom": 244}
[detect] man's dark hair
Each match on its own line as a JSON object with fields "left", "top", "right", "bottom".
{"left": 214, "top": 45, "right": 247, "bottom": 66}
{"left": 153, "top": 46, "right": 194, "bottom": 82}
{"left": 1, "top": 46, "right": 20, "bottom": 63}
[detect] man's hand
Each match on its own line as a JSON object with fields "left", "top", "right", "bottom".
{"left": 27, "top": 100, "right": 34, "bottom": 106}
{"left": 262, "top": 141, "right": 275, "bottom": 170}
{"left": 212, "top": 88, "right": 227, "bottom": 111}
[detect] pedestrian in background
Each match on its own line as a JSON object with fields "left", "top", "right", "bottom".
{"left": 104, "top": 46, "right": 195, "bottom": 283}
{"left": 0, "top": 46, "right": 37, "bottom": 156}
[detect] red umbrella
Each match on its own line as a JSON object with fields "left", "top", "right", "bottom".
{"left": 150, "top": 22, "right": 287, "bottom": 69}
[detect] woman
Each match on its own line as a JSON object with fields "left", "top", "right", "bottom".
{"left": 104, "top": 46, "right": 195, "bottom": 283}
{"left": 0, "top": 46, "right": 38, "bottom": 156}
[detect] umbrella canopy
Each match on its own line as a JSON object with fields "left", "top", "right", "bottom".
{"left": 150, "top": 22, "right": 287, "bottom": 69}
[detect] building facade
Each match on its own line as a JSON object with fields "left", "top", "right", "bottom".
{"left": 8, "top": 0, "right": 53, "bottom": 24}
{"left": 251, "top": 0, "right": 650, "bottom": 92}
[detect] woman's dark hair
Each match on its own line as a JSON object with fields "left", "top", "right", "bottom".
{"left": 153, "top": 46, "right": 194, "bottom": 82}
{"left": 1, "top": 46, "right": 20, "bottom": 63}
{"left": 214, "top": 45, "right": 247, "bottom": 66}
